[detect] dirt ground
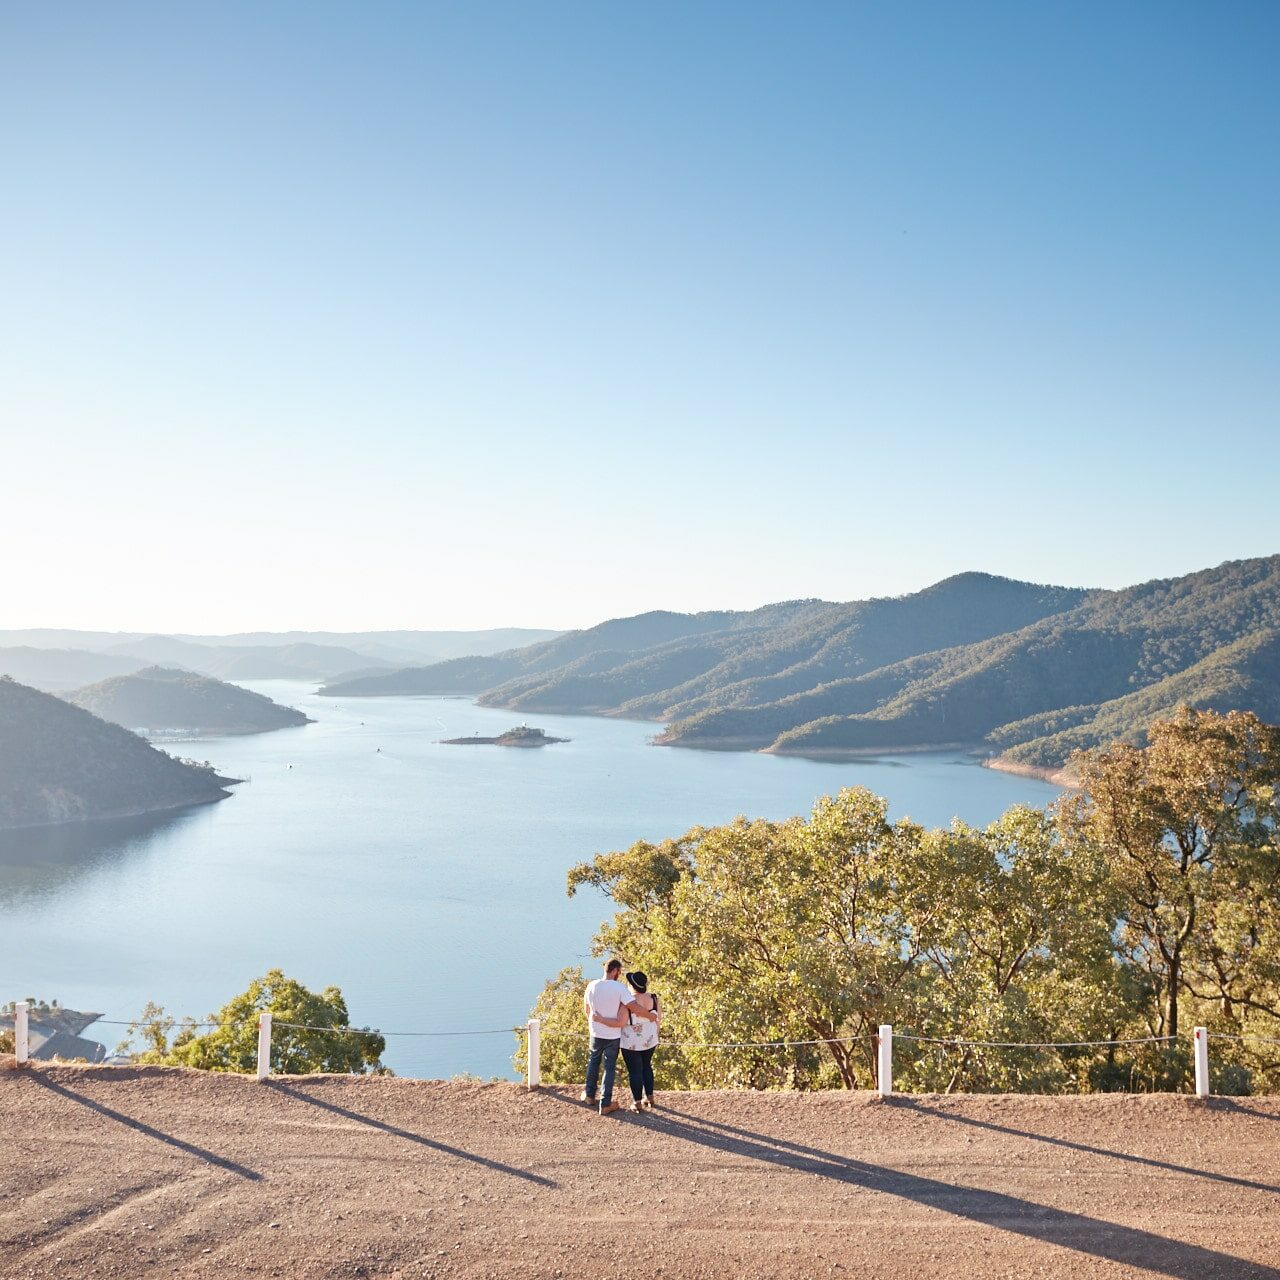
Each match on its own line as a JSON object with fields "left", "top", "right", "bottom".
{"left": 2, "top": 1059, "right": 1279, "bottom": 1280}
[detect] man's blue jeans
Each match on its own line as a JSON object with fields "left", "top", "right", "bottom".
{"left": 585, "top": 1035, "right": 621, "bottom": 1106}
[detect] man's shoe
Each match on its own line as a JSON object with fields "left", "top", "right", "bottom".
{"left": 643, "top": 1096, "right": 655, "bottom": 1110}
{"left": 599, "top": 1101, "right": 622, "bottom": 1116}
{"left": 579, "top": 1091, "right": 596, "bottom": 1104}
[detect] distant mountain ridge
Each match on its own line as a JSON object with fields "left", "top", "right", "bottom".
{"left": 0, "top": 627, "right": 564, "bottom": 686}
{"left": 68, "top": 667, "right": 311, "bottom": 736}
{"left": 0, "top": 677, "right": 236, "bottom": 829}
{"left": 0, "top": 646, "right": 143, "bottom": 691}
{"left": 321, "top": 557, "right": 1280, "bottom": 771}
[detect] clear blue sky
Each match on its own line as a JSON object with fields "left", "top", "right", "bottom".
{"left": 2, "top": 2, "right": 1276, "bottom": 631}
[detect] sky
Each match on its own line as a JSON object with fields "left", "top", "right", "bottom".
{"left": 2, "top": 1, "right": 1277, "bottom": 632}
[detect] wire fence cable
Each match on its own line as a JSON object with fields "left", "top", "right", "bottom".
{"left": 895, "top": 1033, "right": 1179, "bottom": 1049}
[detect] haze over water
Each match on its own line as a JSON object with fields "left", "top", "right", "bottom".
{"left": 0, "top": 681, "right": 1059, "bottom": 1078}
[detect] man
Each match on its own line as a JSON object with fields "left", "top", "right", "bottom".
{"left": 581, "top": 957, "right": 655, "bottom": 1115}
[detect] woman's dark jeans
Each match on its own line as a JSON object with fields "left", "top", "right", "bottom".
{"left": 622, "top": 1047, "right": 656, "bottom": 1101}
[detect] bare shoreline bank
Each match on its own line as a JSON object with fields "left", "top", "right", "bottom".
{"left": 982, "top": 756, "right": 1077, "bottom": 787}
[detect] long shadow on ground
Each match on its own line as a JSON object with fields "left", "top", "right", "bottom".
{"left": 897, "top": 1096, "right": 1280, "bottom": 1197}
{"left": 632, "top": 1100, "right": 1280, "bottom": 1280}
{"left": 264, "top": 1080, "right": 556, "bottom": 1188}
{"left": 24, "top": 1072, "right": 261, "bottom": 1181}
{"left": 1211, "top": 1098, "right": 1280, "bottom": 1126}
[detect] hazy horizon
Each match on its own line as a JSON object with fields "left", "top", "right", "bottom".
{"left": 4, "top": 4, "right": 1277, "bottom": 632}
{"left": 4, "top": 553, "right": 1277, "bottom": 637}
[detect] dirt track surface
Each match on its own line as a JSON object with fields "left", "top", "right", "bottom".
{"left": 3, "top": 1061, "right": 1279, "bottom": 1279}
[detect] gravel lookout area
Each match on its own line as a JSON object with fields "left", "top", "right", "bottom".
{"left": 2, "top": 1060, "right": 1278, "bottom": 1279}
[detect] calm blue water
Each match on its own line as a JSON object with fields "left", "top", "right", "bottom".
{"left": 0, "top": 681, "right": 1059, "bottom": 1078}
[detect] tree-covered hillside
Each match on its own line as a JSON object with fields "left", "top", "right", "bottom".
{"left": 68, "top": 666, "right": 311, "bottom": 735}
{"left": 320, "top": 603, "right": 833, "bottom": 697}
{"left": 322, "top": 556, "right": 1280, "bottom": 771}
{"left": 0, "top": 677, "right": 236, "bottom": 829}
{"left": 761, "top": 557, "right": 1280, "bottom": 765}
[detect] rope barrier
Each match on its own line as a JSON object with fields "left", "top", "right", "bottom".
{"left": 95, "top": 1019, "right": 227, "bottom": 1029}
{"left": 896, "top": 1033, "right": 1178, "bottom": 1049}
{"left": 272, "top": 1021, "right": 523, "bottom": 1037}
{"left": 541, "top": 1030, "right": 878, "bottom": 1049}
{"left": 70, "top": 1017, "right": 1280, "bottom": 1052}
{"left": 90, "top": 1018, "right": 525, "bottom": 1037}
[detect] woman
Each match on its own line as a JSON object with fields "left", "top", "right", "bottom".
{"left": 618, "top": 970, "right": 659, "bottom": 1113}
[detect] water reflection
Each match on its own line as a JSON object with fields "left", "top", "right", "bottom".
{"left": 0, "top": 804, "right": 215, "bottom": 906}
{"left": 0, "top": 682, "right": 1061, "bottom": 1078}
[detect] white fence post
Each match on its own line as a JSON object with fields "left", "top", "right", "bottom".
{"left": 1193, "top": 1026, "right": 1209, "bottom": 1098}
{"left": 527, "top": 1018, "right": 541, "bottom": 1089}
{"left": 256, "top": 1012, "right": 272, "bottom": 1081}
{"left": 14, "top": 1001, "right": 29, "bottom": 1065}
{"left": 877, "top": 1023, "right": 893, "bottom": 1098}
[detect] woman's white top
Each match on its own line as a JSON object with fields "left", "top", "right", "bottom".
{"left": 619, "top": 993, "right": 659, "bottom": 1051}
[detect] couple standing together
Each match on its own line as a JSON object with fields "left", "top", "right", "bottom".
{"left": 581, "top": 958, "right": 660, "bottom": 1116}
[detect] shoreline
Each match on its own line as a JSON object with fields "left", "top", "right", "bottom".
{"left": 145, "top": 719, "right": 310, "bottom": 740}
{"left": 0, "top": 785, "right": 238, "bottom": 834}
{"left": 763, "top": 740, "right": 982, "bottom": 760}
{"left": 982, "top": 756, "right": 1077, "bottom": 787}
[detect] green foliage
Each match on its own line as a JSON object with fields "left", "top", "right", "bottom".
{"left": 528, "top": 710, "right": 1280, "bottom": 1094}
{"left": 512, "top": 967, "right": 593, "bottom": 1086}
{"left": 121, "top": 970, "right": 386, "bottom": 1075}
{"left": 1059, "top": 708, "right": 1280, "bottom": 1047}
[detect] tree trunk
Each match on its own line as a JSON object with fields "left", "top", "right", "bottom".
{"left": 827, "top": 1038, "right": 858, "bottom": 1089}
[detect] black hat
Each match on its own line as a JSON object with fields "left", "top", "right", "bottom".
{"left": 625, "top": 970, "right": 648, "bottom": 992}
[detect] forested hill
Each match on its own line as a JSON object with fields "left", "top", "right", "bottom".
{"left": 0, "top": 677, "right": 236, "bottom": 829}
{"left": 320, "top": 577, "right": 1084, "bottom": 703}
{"left": 67, "top": 667, "right": 311, "bottom": 735}
{"left": 322, "top": 557, "right": 1280, "bottom": 770}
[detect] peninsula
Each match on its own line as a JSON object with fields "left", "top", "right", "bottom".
{"left": 67, "top": 665, "right": 311, "bottom": 736}
{"left": 0, "top": 676, "right": 238, "bottom": 829}
{"left": 440, "top": 726, "right": 568, "bottom": 748}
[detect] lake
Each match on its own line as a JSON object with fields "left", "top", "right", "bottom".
{"left": 0, "top": 681, "right": 1061, "bottom": 1078}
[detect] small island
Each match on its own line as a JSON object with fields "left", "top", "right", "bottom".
{"left": 440, "top": 725, "right": 568, "bottom": 748}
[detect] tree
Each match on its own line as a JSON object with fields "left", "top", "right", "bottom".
{"left": 526, "top": 713, "right": 1280, "bottom": 1094}
{"left": 896, "top": 806, "right": 1123, "bottom": 1092}
{"left": 1059, "top": 709, "right": 1280, "bottom": 1046}
{"left": 116, "top": 1001, "right": 180, "bottom": 1060}
{"left": 513, "top": 966, "right": 594, "bottom": 1087}
{"left": 124, "top": 971, "right": 387, "bottom": 1074}
{"left": 548, "top": 789, "right": 925, "bottom": 1089}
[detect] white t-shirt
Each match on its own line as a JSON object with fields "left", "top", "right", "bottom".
{"left": 584, "top": 977, "right": 632, "bottom": 1040}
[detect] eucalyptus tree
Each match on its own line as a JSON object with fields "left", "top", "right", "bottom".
{"left": 896, "top": 806, "right": 1121, "bottom": 1092}
{"left": 1059, "top": 709, "right": 1280, "bottom": 1048}
{"left": 126, "top": 969, "right": 387, "bottom": 1075}
{"left": 538, "top": 788, "right": 923, "bottom": 1089}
